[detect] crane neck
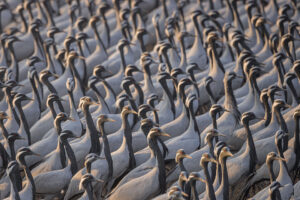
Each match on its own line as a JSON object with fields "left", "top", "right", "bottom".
{"left": 19, "top": 10, "right": 28, "bottom": 33}
{"left": 286, "top": 79, "right": 300, "bottom": 105}
{"left": 224, "top": 79, "right": 241, "bottom": 123}
{"left": 29, "top": 76, "right": 42, "bottom": 115}
{"left": 192, "top": 16, "right": 203, "bottom": 45}
{"left": 48, "top": 100, "right": 57, "bottom": 119}
{"left": 54, "top": 99, "right": 65, "bottom": 118}
{"left": 270, "top": 189, "right": 282, "bottom": 200}
{"left": 15, "top": 102, "right": 31, "bottom": 145}
{"left": 213, "top": 162, "right": 222, "bottom": 189}
{"left": 43, "top": 1, "right": 56, "bottom": 27}
{"left": 92, "top": 25, "right": 108, "bottom": 56}
{"left": 122, "top": 113, "right": 136, "bottom": 169}
{"left": 99, "top": 122, "right": 113, "bottom": 179}
{"left": 85, "top": 184, "right": 94, "bottom": 200}
{"left": 267, "top": 159, "right": 276, "bottom": 182}
{"left": 67, "top": 90, "right": 77, "bottom": 116}
{"left": 69, "top": 60, "right": 85, "bottom": 97}
{"left": 62, "top": 139, "right": 78, "bottom": 175}
{"left": 83, "top": 105, "right": 101, "bottom": 155}
{"left": 0, "top": 39, "right": 8, "bottom": 65}
{"left": 8, "top": 171, "right": 21, "bottom": 200}
{"left": 154, "top": 22, "right": 162, "bottom": 43}
{"left": 203, "top": 162, "right": 217, "bottom": 200}
{"left": 0, "top": 143, "right": 8, "bottom": 168}
{"left": 44, "top": 45, "right": 56, "bottom": 73}
{"left": 271, "top": 106, "right": 288, "bottom": 133}
{"left": 220, "top": 156, "right": 230, "bottom": 200}
{"left": 179, "top": 37, "right": 187, "bottom": 70}
{"left": 159, "top": 79, "right": 176, "bottom": 119}
{"left": 243, "top": 121, "right": 258, "bottom": 174}
{"left": 90, "top": 85, "right": 110, "bottom": 114}
{"left": 178, "top": 158, "right": 187, "bottom": 172}
{"left": 8, "top": 140, "right": 16, "bottom": 160}
{"left": 161, "top": 50, "right": 173, "bottom": 72}
{"left": 5, "top": 89, "right": 20, "bottom": 125}
{"left": 153, "top": 136, "right": 166, "bottom": 193}
{"left": 141, "top": 124, "right": 153, "bottom": 137}
{"left": 231, "top": 1, "right": 244, "bottom": 31}
{"left": 250, "top": 74, "right": 261, "bottom": 96}
{"left": 101, "top": 14, "right": 111, "bottom": 47}
{"left": 162, "top": 0, "right": 169, "bottom": 17}
{"left": 57, "top": 139, "right": 67, "bottom": 168}
{"left": 225, "top": 0, "right": 234, "bottom": 21}
{"left": 133, "top": 82, "right": 144, "bottom": 106}
{"left": 142, "top": 62, "right": 155, "bottom": 90}
{"left": 189, "top": 101, "right": 201, "bottom": 144}
{"left": 102, "top": 80, "right": 117, "bottom": 101}
{"left": 211, "top": 42, "right": 225, "bottom": 73}
{"left": 178, "top": 178, "right": 187, "bottom": 191}
{"left": 119, "top": 47, "right": 127, "bottom": 72}
{"left": 33, "top": 30, "right": 46, "bottom": 60}
{"left": 137, "top": 33, "right": 146, "bottom": 52}
{"left": 190, "top": 179, "right": 199, "bottom": 200}
{"left": 0, "top": 119, "right": 8, "bottom": 140}
{"left": 255, "top": 26, "right": 265, "bottom": 47}
{"left": 262, "top": 96, "right": 271, "bottom": 126}
{"left": 294, "top": 117, "right": 300, "bottom": 170}
{"left": 41, "top": 76, "right": 58, "bottom": 94}
{"left": 8, "top": 45, "right": 19, "bottom": 82}
{"left": 206, "top": 82, "right": 217, "bottom": 105}
{"left": 20, "top": 157, "right": 36, "bottom": 198}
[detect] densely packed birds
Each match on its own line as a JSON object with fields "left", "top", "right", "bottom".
{"left": 0, "top": 0, "right": 300, "bottom": 199}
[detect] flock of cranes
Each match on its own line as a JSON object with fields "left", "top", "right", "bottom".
{"left": 0, "top": 0, "right": 300, "bottom": 199}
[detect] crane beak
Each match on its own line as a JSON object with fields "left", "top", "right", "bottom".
{"left": 105, "top": 118, "right": 116, "bottom": 122}
{"left": 223, "top": 108, "right": 230, "bottom": 113}
{"left": 159, "top": 132, "right": 171, "bottom": 137}
{"left": 59, "top": 97, "right": 66, "bottom": 102}
{"left": 209, "top": 158, "right": 218, "bottom": 164}
{"left": 2, "top": 115, "right": 11, "bottom": 120}
{"left": 68, "top": 117, "right": 76, "bottom": 121}
{"left": 128, "top": 110, "right": 138, "bottom": 115}
{"left": 51, "top": 73, "right": 60, "bottom": 78}
{"left": 31, "top": 151, "right": 41, "bottom": 157}
{"left": 93, "top": 177, "right": 104, "bottom": 183}
{"left": 25, "top": 96, "right": 34, "bottom": 101}
{"left": 153, "top": 122, "right": 159, "bottom": 127}
{"left": 181, "top": 192, "right": 189, "bottom": 197}
{"left": 78, "top": 56, "right": 86, "bottom": 60}
{"left": 217, "top": 133, "right": 226, "bottom": 137}
{"left": 226, "top": 151, "right": 234, "bottom": 157}
{"left": 91, "top": 101, "right": 100, "bottom": 106}
{"left": 284, "top": 104, "right": 292, "bottom": 109}
{"left": 275, "top": 156, "right": 286, "bottom": 161}
{"left": 182, "top": 154, "right": 192, "bottom": 159}
{"left": 195, "top": 176, "right": 206, "bottom": 182}
{"left": 17, "top": 136, "right": 26, "bottom": 140}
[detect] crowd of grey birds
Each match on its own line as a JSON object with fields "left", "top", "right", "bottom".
{"left": 0, "top": 0, "right": 300, "bottom": 199}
